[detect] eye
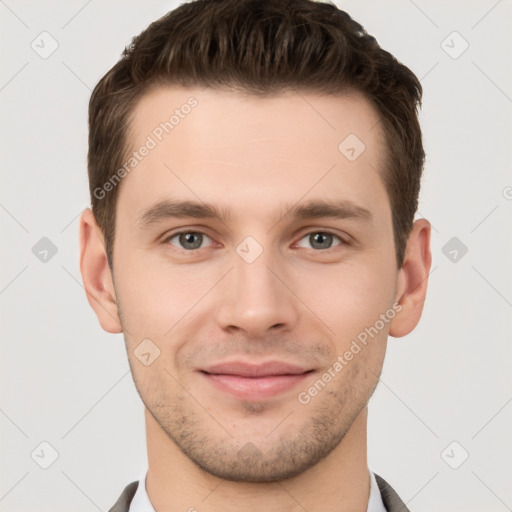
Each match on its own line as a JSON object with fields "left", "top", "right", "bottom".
{"left": 166, "top": 231, "right": 213, "bottom": 251}
{"left": 296, "top": 231, "right": 344, "bottom": 250}
{"left": 163, "top": 230, "right": 347, "bottom": 252}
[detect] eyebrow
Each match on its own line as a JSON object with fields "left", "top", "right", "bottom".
{"left": 135, "top": 198, "right": 373, "bottom": 228}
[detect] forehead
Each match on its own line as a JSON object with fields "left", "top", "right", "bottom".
{"left": 118, "top": 85, "right": 389, "bottom": 224}
{"left": 127, "top": 84, "right": 383, "bottom": 153}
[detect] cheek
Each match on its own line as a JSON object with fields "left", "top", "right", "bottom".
{"left": 114, "top": 251, "right": 220, "bottom": 339}
{"left": 114, "top": 232, "right": 397, "bottom": 345}
{"left": 296, "top": 257, "right": 397, "bottom": 342}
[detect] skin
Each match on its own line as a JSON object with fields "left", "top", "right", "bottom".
{"left": 80, "top": 85, "right": 431, "bottom": 512}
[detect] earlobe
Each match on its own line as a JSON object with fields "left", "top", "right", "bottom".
{"left": 79, "top": 208, "right": 123, "bottom": 334}
{"left": 389, "top": 219, "right": 432, "bottom": 338}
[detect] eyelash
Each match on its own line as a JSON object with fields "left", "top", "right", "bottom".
{"left": 162, "top": 229, "right": 349, "bottom": 253}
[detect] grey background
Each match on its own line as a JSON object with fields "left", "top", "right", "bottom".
{"left": 1, "top": 0, "right": 511, "bottom": 510}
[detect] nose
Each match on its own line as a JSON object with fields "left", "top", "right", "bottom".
{"left": 215, "top": 245, "right": 300, "bottom": 338}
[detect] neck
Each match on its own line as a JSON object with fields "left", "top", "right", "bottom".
{"left": 145, "top": 406, "right": 370, "bottom": 512}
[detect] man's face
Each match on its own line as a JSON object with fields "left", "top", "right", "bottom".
{"left": 112, "top": 85, "right": 400, "bottom": 481}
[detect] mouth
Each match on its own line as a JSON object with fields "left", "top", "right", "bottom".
{"left": 199, "top": 361, "right": 315, "bottom": 400}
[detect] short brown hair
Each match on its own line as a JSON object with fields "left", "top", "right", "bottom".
{"left": 88, "top": 0, "right": 424, "bottom": 270}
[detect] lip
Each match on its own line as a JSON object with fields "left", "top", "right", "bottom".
{"left": 199, "top": 360, "right": 314, "bottom": 400}
{"left": 202, "top": 360, "right": 312, "bottom": 377}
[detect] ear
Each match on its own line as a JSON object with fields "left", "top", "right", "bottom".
{"left": 79, "top": 208, "right": 122, "bottom": 333}
{"left": 389, "top": 218, "right": 432, "bottom": 338}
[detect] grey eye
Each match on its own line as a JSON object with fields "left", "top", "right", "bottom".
{"left": 297, "top": 232, "right": 342, "bottom": 250}
{"left": 168, "top": 232, "right": 210, "bottom": 250}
